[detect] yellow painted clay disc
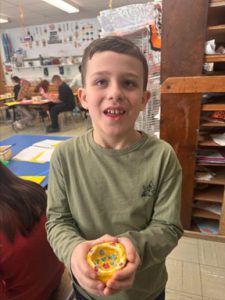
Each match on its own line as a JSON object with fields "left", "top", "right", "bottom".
{"left": 86, "top": 242, "right": 127, "bottom": 283}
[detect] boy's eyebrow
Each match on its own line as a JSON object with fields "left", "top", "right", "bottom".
{"left": 89, "top": 71, "right": 140, "bottom": 78}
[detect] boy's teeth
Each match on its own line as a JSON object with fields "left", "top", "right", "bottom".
{"left": 106, "top": 109, "right": 124, "bottom": 115}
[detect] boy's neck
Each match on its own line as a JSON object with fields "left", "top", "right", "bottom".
{"left": 93, "top": 130, "right": 142, "bottom": 150}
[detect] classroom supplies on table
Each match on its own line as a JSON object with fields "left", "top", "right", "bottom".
{"left": 13, "top": 139, "right": 65, "bottom": 163}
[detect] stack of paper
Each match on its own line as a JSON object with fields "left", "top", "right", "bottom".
{"left": 197, "top": 149, "right": 225, "bottom": 164}
{"left": 193, "top": 201, "right": 221, "bottom": 215}
{"left": 211, "top": 133, "right": 225, "bottom": 146}
{"left": 32, "top": 139, "right": 63, "bottom": 148}
{"left": 195, "top": 166, "right": 216, "bottom": 181}
{"left": 194, "top": 218, "right": 219, "bottom": 235}
{"left": 13, "top": 139, "right": 65, "bottom": 163}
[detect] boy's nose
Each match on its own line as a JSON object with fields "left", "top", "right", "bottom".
{"left": 107, "top": 82, "right": 123, "bottom": 101}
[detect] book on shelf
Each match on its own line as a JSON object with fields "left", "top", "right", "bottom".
{"left": 193, "top": 201, "right": 221, "bottom": 215}
{"left": 197, "top": 149, "right": 225, "bottom": 164}
{"left": 210, "top": 111, "right": 225, "bottom": 122}
{"left": 210, "top": 133, "right": 225, "bottom": 146}
{"left": 201, "top": 111, "right": 225, "bottom": 124}
{"left": 194, "top": 218, "right": 219, "bottom": 235}
{"left": 195, "top": 166, "right": 216, "bottom": 181}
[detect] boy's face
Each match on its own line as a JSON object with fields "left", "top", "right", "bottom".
{"left": 78, "top": 51, "right": 150, "bottom": 143}
{"left": 52, "top": 79, "right": 60, "bottom": 88}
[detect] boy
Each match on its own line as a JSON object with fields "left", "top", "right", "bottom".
{"left": 12, "top": 78, "right": 34, "bottom": 130}
{"left": 46, "top": 36, "right": 183, "bottom": 300}
{"left": 46, "top": 75, "right": 75, "bottom": 133}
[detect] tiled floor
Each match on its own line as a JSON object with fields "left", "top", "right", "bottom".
{"left": 0, "top": 112, "right": 89, "bottom": 140}
{"left": 166, "top": 236, "right": 225, "bottom": 300}
{"left": 1, "top": 117, "right": 225, "bottom": 300}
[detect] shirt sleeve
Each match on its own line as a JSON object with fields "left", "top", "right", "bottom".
{"left": 119, "top": 150, "right": 183, "bottom": 270}
{"left": 0, "top": 280, "right": 7, "bottom": 300}
{"left": 46, "top": 149, "right": 85, "bottom": 270}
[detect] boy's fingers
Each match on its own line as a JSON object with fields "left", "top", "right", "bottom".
{"left": 103, "top": 286, "right": 119, "bottom": 296}
{"left": 106, "top": 277, "right": 133, "bottom": 291}
{"left": 94, "top": 234, "right": 118, "bottom": 244}
{"left": 71, "top": 244, "right": 97, "bottom": 279}
{"left": 107, "top": 261, "right": 136, "bottom": 284}
{"left": 75, "top": 270, "right": 105, "bottom": 295}
{"left": 81, "top": 263, "right": 97, "bottom": 279}
{"left": 118, "top": 237, "right": 138, "bottom": 263}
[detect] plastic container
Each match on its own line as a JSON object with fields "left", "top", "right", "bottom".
{"left": 86, "top": 242, "right": 127, "bottom": 283}
{"left": 0, "top": 145, "right": 12, "bottom": 161}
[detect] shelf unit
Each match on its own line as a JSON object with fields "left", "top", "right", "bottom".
{"left": 160, "top": 0, "right": 225, "bottom": 240}
{"left": 198, "top": 137, "right": 224, "bottom": 147}
{"left": 205, "top": 54, "right": 225, "bottom": 63}
{"left": 192, "top": 207, "right": 220, "bottom": 220}
{"left": 210, "top": 0, "right": 225, "bottom": 7}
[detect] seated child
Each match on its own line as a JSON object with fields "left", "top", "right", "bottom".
{"left": 46, "top": 75, "right": 75, "bottom": 133}
{"left": 5, "top": 76, "right": 21, "bottom": 120}
{"left": 34, "top": 79, "right": 50, "bottom": 118}
{"left": 46, "top": 36, "right": 183, "bottom": 300}
{"left": 11, "top": 75, "right": 21, "bottom": 100}
{"left": 34, "top": 79, "right": 50, "bottom": 96}
{"left": 13, "top": 79, "right": 35, "bottom": 130}
{"left": 0, "top": 162, "right": 64, "bottom": 300}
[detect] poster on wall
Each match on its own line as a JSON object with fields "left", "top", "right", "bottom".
{"left": 1, "top": 17, "right": 101, "bottom": 85}
{"left": 1, "top": 17, "right": 100, "bottom": 63}
{"left": 48, "top": 28, "right": 62, "bottom": 45}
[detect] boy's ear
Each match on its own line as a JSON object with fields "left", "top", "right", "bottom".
{"left": 141, "top": 90, "right": 151, "bottom": 111}
{"left": 77, "top": 87, "right": 88, "bottom": 110}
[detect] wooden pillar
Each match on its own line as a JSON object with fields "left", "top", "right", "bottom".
{"left": 160, "top": 0, "right": 209, "bottom": 229}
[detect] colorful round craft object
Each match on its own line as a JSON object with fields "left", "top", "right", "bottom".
{"left": 86, "top": 242, "right": 127, "bottom": 283}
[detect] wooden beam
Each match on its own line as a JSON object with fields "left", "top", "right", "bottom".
{"left": 210, "top": 0, "right": 225, "bottom": 6}
{"left": 160, "top": 94, "right": 202, "bottom": 229}
{"left": 202, "top": 103, "right": 225, "bottom": 111}
{"left": 208, "top": 24, "right": 225, "bottom": 31}
{"left": 161, "top": 76, "right": 225, "bottom": 93}
{"left": 205, "top": 54, "right": 225, "bottom": 63}
{"left": 161, "top": 0, "right": 209, "bottom": 82}
{"left": 219, "top": 190, "right": 225, "bottom": 235}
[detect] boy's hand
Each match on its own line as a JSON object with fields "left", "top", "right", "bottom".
{"left": 70, "top": 234, "right": 118, "bottom": 296}
{"left": 103, "top": 237, "right": 140, "bottom": 296}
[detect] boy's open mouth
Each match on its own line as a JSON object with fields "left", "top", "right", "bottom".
{"left": 104, "top": 108, "right": 125, "bottom": 116}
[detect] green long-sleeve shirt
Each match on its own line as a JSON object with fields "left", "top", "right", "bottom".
{"left": 46, "top": 130, "right": 183, "bottom": 300}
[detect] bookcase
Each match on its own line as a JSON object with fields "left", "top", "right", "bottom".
{"left": 160, "top": 0, "right": 225, "bottom": 239}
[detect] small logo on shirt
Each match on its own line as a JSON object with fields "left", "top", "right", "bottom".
{"left": 141, "top": 182, "right": 156, "bottom": 198}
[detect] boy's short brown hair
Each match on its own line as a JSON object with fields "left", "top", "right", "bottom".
{"left": 52, "top": 75, "right": 61, "bottom": 83}
{"left": 81, "top": 36, "right": 149, "bottom": 90}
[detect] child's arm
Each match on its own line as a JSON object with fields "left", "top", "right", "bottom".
{"left": 40, "top": 88, "right": 61, "bottom": 103}
{"left": 103, "top": 148, "right": 183, "bottom": 296}
{"left": 116, "top": 148, "right": 183, "bottom": 270}
{"left": 46, "top": 149, "right": 84, "bottom": 271}
{"left": 46, "top": 147, "right": 140, "bottom": 297}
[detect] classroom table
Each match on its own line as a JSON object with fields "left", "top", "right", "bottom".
{"left": 0, "top": 93, "right": 14, "bottom": 102}
{"left": 4, "top": 99, "right": 50, "bottom": 129}
{"left": 0, "top": 134, "right": 71, "bottom": 187}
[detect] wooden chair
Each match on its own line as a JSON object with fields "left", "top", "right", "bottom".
{"left": 58, "top": 111, "right": 76, "bottom": 129}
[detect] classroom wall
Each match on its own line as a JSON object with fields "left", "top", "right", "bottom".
{"left": 0, "top": 18, "right": 100, "bottom": 85}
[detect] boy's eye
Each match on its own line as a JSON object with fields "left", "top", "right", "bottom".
{"left": 95, "top": 79, "right": 107, "bottom": 86}
{"left": 123, "top": 80, "right": 137, "bottom": 88}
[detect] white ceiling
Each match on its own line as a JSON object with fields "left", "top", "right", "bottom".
{"left": 0, "top": 0, "right": 151, "bottom": 30}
